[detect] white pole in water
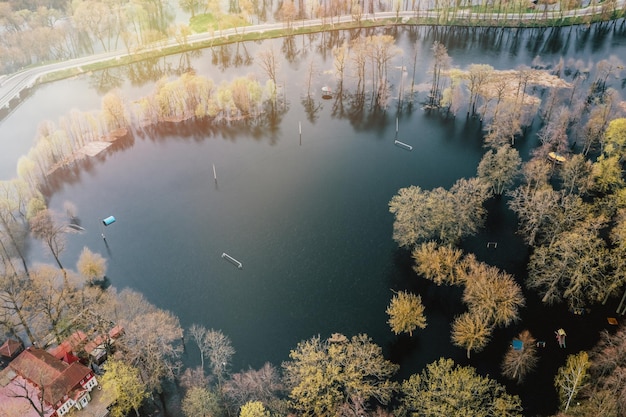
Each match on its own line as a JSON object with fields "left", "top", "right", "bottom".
{"left": 396, "top": 117, "right": 399, "bottom": 133}
{"left": 213, "top": 164, "right": 217, "bottom": 183}
{"left": 299, "top": 121, "right": 302, "bottom": 145}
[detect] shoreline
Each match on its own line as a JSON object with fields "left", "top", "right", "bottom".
{"left": 0, "top": 9, "right": 624, "bottom": 115}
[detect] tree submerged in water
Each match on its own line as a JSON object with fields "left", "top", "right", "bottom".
{"left": 389, "top": 178, "right": 491, "bottom": 248}
{"left": 386, "top": 290, "right": 427, "bottom": 336}
{"left": 282, "top": 333, "right": 398, "bottom": 417}
{"left": 398, "top": 358, "right": 523, "bottom": 417}
{"left": 501, "top": 330, "right": 539, "bottom": 384}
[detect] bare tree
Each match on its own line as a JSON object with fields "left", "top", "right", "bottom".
{"left": 428, "top": 41, "right": 451, "bottom": 109}
{"left": 350, "top": 37, "right": 368, "bottom": 96}
{"left": 179, "top": 366, "right": 211, "bottom": 392}
{"left": 29, "top": 209, "right": 66, "bottom": 272}
{"left": 507, "top": 186, "right": 563, "bottom": 247}
{"left": 560, "top": 154, "right": 593, "bottom": 196}
{"left": 205, "top": 329, "right": 235, "bottom": 386}
{"left": 188, "top": 324, "right": 208, "bottom": 370}
{"left": 8, "top": 376, "right": 54, "bottom": 417}
{"left": 332, "top": 42, "right": 349, "bottom": 94}
{"left": 0, "top": 272, "right": 38, "bottom": 345}
{"left": 465, "top": 64, "right": 493, "bottom": 117}
{"left": 257, "top": 46, "right": 279, "bottom": 100}
{"left": 590, "top": 56, "right": 624, "bottom": 96}
{"left": 589, "top": 327, "right": 626, "bottom": 415}
{"left": 365, "top": 34, "right": 402, "bottom": 106}
{"left": 222, "top": 363, "right": 285, "bottom": 413}
{"left": 118, "top": 306, "right": 184, "bottom": 397}
{"left": 400, "top": 358, "right": 522, "bottom": 417}
{"left": 101, "top": 90, "right": 129, "bottom": 133}
{"left": 389, "top": 178, "right": 490, "bottom": 247}
{"left": 0, "top": 179, "right": 34, "bottom": 276}
{"left": 29, "top": 264, "right": 75, "bottom": 345}
{"left": 501, "top": 330, "right": 538, "bottom": 383}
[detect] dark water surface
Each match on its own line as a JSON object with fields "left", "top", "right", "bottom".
{"left": 3, "top": 22, "right": 626, "bottom": 415}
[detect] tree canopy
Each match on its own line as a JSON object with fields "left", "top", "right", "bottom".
{"left": 386, "top": 291, "right": 427, "bottom": 336}
{"left": 101, "top": 360, "right": 149, "bottom": 417}
{"left": 398, "top": 358, "right": 522, "bottom": 417}
{"left": 527, "top": 218, "right": 614, "bottom": 309}
{"left": 389, "top": 178, "right": 490, "bottom": 247}
{"left": 477, "top": 145, "right": 521, "bottom": 195}
{"left": 282, "top": 333, "right": 398, "bottom": 417}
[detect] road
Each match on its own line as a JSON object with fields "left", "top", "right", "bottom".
{"left": 0, "top": 5, "right": 621, "bottom": 110}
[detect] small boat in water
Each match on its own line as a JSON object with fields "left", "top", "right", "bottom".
{"left": 321, "top": 86, "right": 332, "bottom": 99}
{"left": 547, "top": 151, "right": 566, "bottom": 164}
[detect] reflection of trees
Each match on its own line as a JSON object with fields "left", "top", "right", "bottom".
{"left": 281, "top": 35, "right": 299, "bottom": 64}
{"left": 176, "top": 50, "right": 202, "bottom": 75}
{"left": 126, "top": 56, "right": 172, "bottom": 86}
{"left": 319, "top": 29, "right": 347, "bottom": 56}
{"left": 143, "top": 0, "right": 176, "bottom": 33}
{"left": 89, "top": 52, "right": 203, "bottom": 93}
{"left": 301, "top": 96, "right": 322, "bottom": 123}
{"left": 233, "top": 42, "right": 252, "bottom": 67}
{"left": 212, "top": 45, "right": 233, "bottom": 71}
{"left": 331, "top": 87, "right": 347, "bottom": 119}
{"left": 329, "top": 86, "right": 398, "bottom": 134}
{"left": 88, "top": 68, "right": 125, "bottom": 95}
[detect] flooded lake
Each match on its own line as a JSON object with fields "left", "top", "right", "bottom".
{"left": 2, "top": 22, "right": 626, "bottom": 415}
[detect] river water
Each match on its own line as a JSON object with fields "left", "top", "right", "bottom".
{"left": 1, "top": 22, "right": 626, "bottom": 415}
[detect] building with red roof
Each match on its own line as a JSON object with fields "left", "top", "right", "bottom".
{"left": 3, "top": 347, "right": 99, "bottom": 416}
{"left": 48, "top": 331, "right": 88, "bottom": 361}
{"left": 0, "top": 338, "right": 23, "bottom": 359}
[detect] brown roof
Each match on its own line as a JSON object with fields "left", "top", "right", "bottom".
{"left": 0, "top": 339, "right": 23, "bottom": 358}
{"left": 48, "top": 331, "right": 88, "bottom": 360}
{"left": 10, "top": 347, "right": 93, "bottom": 406}
{"left": 44, "top": 362, "right": 92, "bottom": 406}
{"left": 109, "top": 325, "right": 124, "bottom": 339}
{"left": 84, "top": 334, "right": 107, "bottom": 355}
{"left": 84, "top": 325, "right": 124, "bottom": 355}
{"left": 10, "top": 348, "right": 68, "bottom": 387}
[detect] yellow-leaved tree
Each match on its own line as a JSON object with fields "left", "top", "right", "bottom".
{"left": 386, "top": 291, "right": 427, "bottom": 336}
{"left": 283, "top": 333, "right": 398, "bottom": 417}
{"left": 100, "top": 360, "right": 149, "bottom": 417}
{"left": 239, "top": 401, "right": 270, "bottom": 417}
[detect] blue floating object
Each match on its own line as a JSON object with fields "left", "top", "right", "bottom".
{"left": 102, "top": 216, "right": 116, "bottom": 226}
{"left": 512, "top": 339, "right": 523, "bottom": 351}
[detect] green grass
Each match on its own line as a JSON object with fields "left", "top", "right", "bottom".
{"left": 190, "top": 13, "right": 250, "bottom": 33}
